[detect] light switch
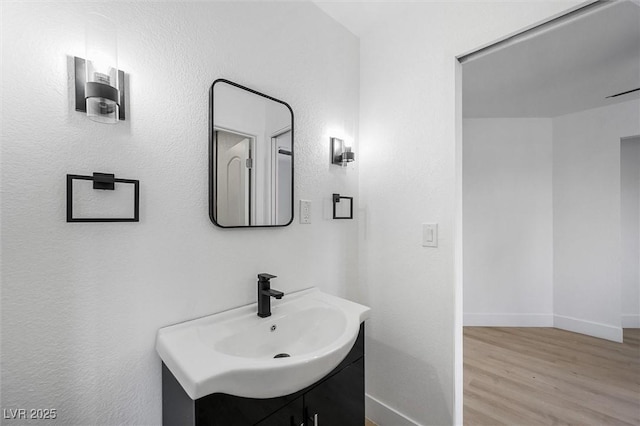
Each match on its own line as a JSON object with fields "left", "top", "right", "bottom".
{"left": 422, "top": 223, "right": 438, "bottom": 247}
{"left": 425, "top": 228, "right": 434, "bottom": 241}
{"left": 300, "top": 200, "right": 311, "bottom": 224}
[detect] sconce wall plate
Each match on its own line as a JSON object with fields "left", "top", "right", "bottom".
{"left": 92, "top": 172, "right": 116, "bottom": 190}
{"left": 331, "top": 137, "right": 355, "bottom": 166}
{"left": 67, "top": 173, "right": 139, "bottom": 222}
{"left": 74, "top": 56, "right": 126, "bottom": 120}
{"left": 332, "top": 193, "right": 354, "bottom": 220}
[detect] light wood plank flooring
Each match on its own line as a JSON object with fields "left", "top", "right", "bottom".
{"left": 464, "top": 327, "right": 640, "bottom": 425}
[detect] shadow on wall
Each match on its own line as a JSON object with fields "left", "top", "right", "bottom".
{"left": 366, "top": 337, "right": 451, "bottom": 425}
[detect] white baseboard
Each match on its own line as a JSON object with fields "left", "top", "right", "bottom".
{"left": 621, "top": 314, "right": 640, "bottom": 328}
{"left": 463, "top": 313, "right": 553, "bottom": 327}
{"left": 553, "top": 315, "right": 623, "bottom": 342}
{"left": 366, "top": 394, "right": 422, "bottom": 426}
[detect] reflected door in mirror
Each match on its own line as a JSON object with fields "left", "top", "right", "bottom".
{"left": 273, "top": 129, "right": 292, "bottom": 225}
{"left": 216, "top": 130, "right": 251, "bottom": 226}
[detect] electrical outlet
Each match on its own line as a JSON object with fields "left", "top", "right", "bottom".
{"left": 300, "top": 200, "right": 311, "bottom": 224}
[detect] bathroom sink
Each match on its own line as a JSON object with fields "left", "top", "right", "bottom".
{"left": 156, "top": 288, "right": 370, "bottom": 399}
{"left": 213, "top": 305, "right": 347, "bottom": 359}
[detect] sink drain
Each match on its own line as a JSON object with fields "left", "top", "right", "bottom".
{"left": 273, "top": 353, "right": 290, "bottom": 358}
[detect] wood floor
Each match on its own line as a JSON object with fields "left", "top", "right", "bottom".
{"left": 464, "top": 327, "right": 640, "bottom": 425}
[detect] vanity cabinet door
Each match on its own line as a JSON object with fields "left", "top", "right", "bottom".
{"left": 194, "top": 391, "right": 302, "bottom": 426}
{"left": 254, "top": 397, "right": 304, "bottom": 426}
{"left": 303, "top": 357, "right": 364, "bottom": 426}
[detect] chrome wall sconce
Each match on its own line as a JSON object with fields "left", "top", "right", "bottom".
{"left": 74, "top": 13, "right": 125, "bottom": 123}
{"left": 331, "top": 137, "right": 355, "bottom": 166}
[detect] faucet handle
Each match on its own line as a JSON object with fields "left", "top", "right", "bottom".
{"left": 258, "top": 273, "right": 277, "bottom": 282}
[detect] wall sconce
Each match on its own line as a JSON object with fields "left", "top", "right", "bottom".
{"left": 74, "top": 13, "right": 125, "bottom": 123}
{"left": 331, "top": 137, "right": 355, "bottom": 167}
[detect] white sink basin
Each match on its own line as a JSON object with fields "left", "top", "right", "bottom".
{"left": 156, "top": 288, "right": 370, "bottom": 399}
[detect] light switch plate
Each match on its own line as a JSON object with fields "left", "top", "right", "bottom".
{"left": 300, "top": 200, "right": 311, "bottom": 224}
{"left": 422, "top": 223, "right": 438, "bottom": 247}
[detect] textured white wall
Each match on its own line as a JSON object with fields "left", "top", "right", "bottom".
{"left": 355, "top": 2, "right": 580, "bottom": 425}
{"left": 463, "top": 118, "right": 553, "bottom": 326}
{"left": 621, "top": 137, "right": 640, "bottom": 327}
{"left": 0, "top": 2, "right": 359, "bottom": 425}
{"left": 553, "top": 99, "right": 640, "bottom": 342}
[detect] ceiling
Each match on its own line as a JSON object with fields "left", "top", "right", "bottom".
{"left": 462, "top": 0, "right": 640, "bottom": 118}
{"left": 315, "top": 0, "right": 406, "bottom": 38}
{"left": 316, "top": 0, "right": 640, "bottom": 118}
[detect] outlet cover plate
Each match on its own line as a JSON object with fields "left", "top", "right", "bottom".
{"left": 300, "top": 200, "right": 311, "bottom": 224}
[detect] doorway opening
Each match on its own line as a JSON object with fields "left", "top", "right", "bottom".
{"left": 456, "top": 0, "right": 640, "bottom": 423}
{"left": 621, "top": 136, "right": 640, "bottom": 328}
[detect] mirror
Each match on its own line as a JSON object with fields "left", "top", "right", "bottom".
{"left": 209, "top": 80, "right": 294, "bottom": 228}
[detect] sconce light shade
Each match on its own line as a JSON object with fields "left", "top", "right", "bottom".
{"left": 74, "top": 13, "right": 125, "bottom": 123}
{"left": 331, "top": 137, "right": 355, "bottom": 167}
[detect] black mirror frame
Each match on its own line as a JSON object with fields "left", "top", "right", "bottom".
{"left": 209, "top": 79, "right": 295, "bottom": 228}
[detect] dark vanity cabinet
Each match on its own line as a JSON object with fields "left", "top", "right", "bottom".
{"left": 162, "top": 324, "right": 365, "bottom": 426}
{"left": 300, "top": 358, "right": 365, "bottom": 425}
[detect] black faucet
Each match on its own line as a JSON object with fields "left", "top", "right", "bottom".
{"left": 257, "top": 273, "right": 284, "bottom": 317}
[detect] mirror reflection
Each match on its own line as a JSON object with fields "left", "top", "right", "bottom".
{"left": 210, "top": 80, "right": 293, "bottom": 228}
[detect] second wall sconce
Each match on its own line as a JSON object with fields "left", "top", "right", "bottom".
{"left": 331, "top": 137, "right": 355, "bottom": 167}
{"left": 74, "top": 13, "right": 126, "bottom": 123}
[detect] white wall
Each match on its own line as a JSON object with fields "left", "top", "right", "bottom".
{"left": 553, "top": 99, "right": 640, "bottom": 342}
{"left": 0, "top": 2, "right": 359, "bottom": 424}
{"left": 621, "top": 136, "right": 640, "bottom": 327}
{"left": 462, "top": 107, "right": 640, "bottom": 339}
{"left": 353, "top": 2, "right": 580, "bottom": 425}
{"left": 463, "top": 118, "right": 553, "bottom": 326}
